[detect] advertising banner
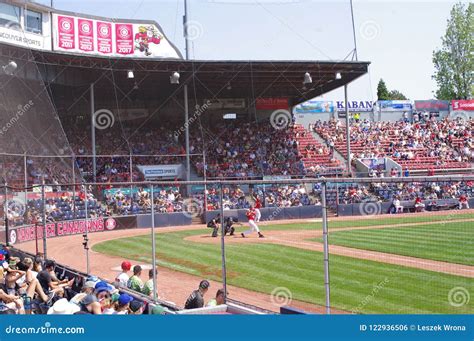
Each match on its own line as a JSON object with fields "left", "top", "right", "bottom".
{"left": 294, "top": 100, "right": 334, "bottom": 114}
{"left": 256, "top": 98, "right": 288, "bottom": 110}
{"left": 414, "top": 100, "right": 449, "bottom": 112}
{"left": 52, "top": 13, "right": 181, "bottom": 59}
{"left": 8, "top": 218, "right": 105, "bottom": 245}
{"left": 137, "top": 164, "right": 183, "bottom": 179}
{"left": 452, "top": 100, "right": 474, "bottom": 111}
{"left": 378, "top": 100, "right": 412, "bottom": 112}
{"left": 335, "top": 100, "right": 376, "bottom": 112}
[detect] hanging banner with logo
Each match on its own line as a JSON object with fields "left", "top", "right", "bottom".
{"left": 378, "top": 100, "right": 412, "bottom": 112}
{"left": 294, "top": 100, "right": 334, "bottom": 114}
{"left": 78, "top": 18, "right": 94, "bottom": 52}
{"left": 115, "top": 23, "right": 134, "bottom": 55}
{"left": 414, "top": 100, "right": 449, "bottom": 112}
{"left": 56, "top": 15, "right": 75, "bottom": 49}
{"left": 96, "top": 21, "right": 113, "bottom": 54}
{"left": 452, "top": 100, "right": 474, "bottom": 111}
{"left": 52, "top": 13, "right": 181, "bottom": 59}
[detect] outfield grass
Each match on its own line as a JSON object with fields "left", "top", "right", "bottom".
{"left": 312, "top": 221, "right": 474, "bottom": 266}
{"left": 264, "top": 213, "right": 473, "bottom": 231}
{"left": 93, "top": 227, "right": 473, "bottom": 314}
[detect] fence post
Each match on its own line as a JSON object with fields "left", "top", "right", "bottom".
{"left": 150, "top": 183, "right": 157, "bottom": 302}
{"left": 84, "top": 183, "right": 90, "bottom": 275}
{"left": 41, "top": 179, "right": 47, "bottom": 259}
{"left": 321, "top": 181, "right": 331, "bottom": 314}
{"left": 219, "top": 182, "right": 228, "bottom": 300}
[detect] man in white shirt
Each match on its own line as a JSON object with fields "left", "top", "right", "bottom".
{"left": 115, "top": 261, "right": 131, "bottom": 287}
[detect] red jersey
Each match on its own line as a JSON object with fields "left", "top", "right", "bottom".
{"left": 255, "top": 198, "right": 262, "bottom": 209}
{"left": 415, "top": 197, "right": 422, "bottom": 204}
{"left": 246, "top": 209, "right": 256, "bottom": 221}
{"left": 459, "top": 195, "right": 467, "bottom": 203}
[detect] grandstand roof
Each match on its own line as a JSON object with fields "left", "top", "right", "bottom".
{"left": 0, "top": 43, "right": 369, "bottom": 106}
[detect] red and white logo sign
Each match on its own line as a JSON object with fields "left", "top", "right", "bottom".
{"left": 452, "top": 100, "right": 474, "bottom": 111}
{"left": 115, "top": 24, "right": 134, "bottom": 55}
{"left": 96, "top": 21, "right": 112, "bottom": 54}
{"left": 105, "top": 218, "right": 117, "bottom": 230}
{"left": 256, "top": 98, "right": 289, "bottom": 110}
{"left": 57, "top": 16, "right": 75, "bottom": 49}
{"left": 78, "top": 19, "right": 94, "bottom": 52}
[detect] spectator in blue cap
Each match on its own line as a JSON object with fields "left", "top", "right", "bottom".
{"left": 115, "top": 293, "right": 133, "bottom": 314}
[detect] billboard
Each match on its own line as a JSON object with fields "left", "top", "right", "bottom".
{"left": 137, "top": 164, "right": 183, "bottom": 179}
{"left": 452, "top": 100, "right": 474, "bottom": 111}
{"left": 414, "top": 100, "right": 449, "bottom": 112}
{"left": 378, "top": 100, "right": 412, "bottom": 112}
{"left": 255, "top": 98, "right": 288, "bottom": 110}
{"left": 52, "top": 13, "right": 181, "bottom": 59}
{"left": 294, "top": 100, "right": 334, "bottom": 114}
{"left": 335, "top": 100, "right": 376, "bottom": 112}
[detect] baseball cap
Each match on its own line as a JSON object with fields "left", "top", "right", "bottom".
{"left": 94, "top": 281, "right": 115, "bottom": 294}
{"left": 121, "top": 261, "right": 132, "bottom": 271}
{"left": 199, "top": 280, "right": 210, "bottom": 290}
{"left": 129, "top": 300, "right": 143, "bottom": 313}
{"left": 84, "top": 281, "right": 97, "bottom": 289}
{"left": 118, "top": 293, "right": 133, "bottom": 305}
{"left": 81, "top": 294, "right": 98, "bottom": 306}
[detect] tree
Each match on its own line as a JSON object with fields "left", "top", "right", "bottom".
{"left": 432, "top": 2, "right": 473, "bottom": 100}
{"left": 377, "top": 79, "right": 390, "bottom": 100}
{"left": 377, "top": 79, "right": 408, "bottom": 100}
{"left": 388, "top": 90, "right": 407, "bottom": 100}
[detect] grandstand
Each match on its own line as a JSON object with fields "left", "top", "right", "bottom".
{"left": 0, "top": 0, "right": 472, "bottom": 318}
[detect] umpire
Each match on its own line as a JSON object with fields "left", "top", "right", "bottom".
{"left": 184, "top": 280, "right": 210, "bottom": 309}
{"left": 207, "top": 214, "right": 220, "bottom": 237}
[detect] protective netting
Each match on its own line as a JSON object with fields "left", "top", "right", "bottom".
{"left": 0, "top": 26, "right": 75, "bottom": 187}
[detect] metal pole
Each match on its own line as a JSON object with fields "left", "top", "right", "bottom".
{"left": 184, "top": 0, "right": 190, "bottom": 60}
{"left": 203, "top": 151, "right": 207, "bottom": 210}
{"left": 150, "top": 184, "right": 157, "bottom": 302}
{"left": 184, "top": 85, "right": 191, "bottom": 186}
{"left": 321, "top": 182, "right": 331, "bottom": 314}
{"left": 4, "top": 183, "right": 9, "bottom": 246}
{"left": 129, "top": 152, "right": 133, "bottom": 183}
{"left": 41, "top": 179, "right": 47, "bottom": 259}
{"left": 84, "top": 184, "right": 90, "bottom": 275}
{"left": 72, "top": 158, "right": 76, "bottom": 219}
{"left": 23, "top": 153, "right": 27, "bottom": 209}
{"left": 349, "top": 0, "right": 358, "bottom": 61}
{"left": 344, "top": 84, "right": 352, "bottom": 176}
{"left": 90, "top": 83, "right": 97, "bottom": 183}
{"left": 183, "top": 0, "right": 191, "bottom": 189}
{"left": 219, "top": 183, "right": 228, "bottom": 300}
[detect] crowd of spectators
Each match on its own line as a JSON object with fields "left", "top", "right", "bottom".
{"left": 0, "top": 245, "right": 223, "bottom": 315}
{"left": 191, "top": 122, "right": 305, "bottom": 179}
{"left": 313, "top": 117, "right": 473, "bottom": 170}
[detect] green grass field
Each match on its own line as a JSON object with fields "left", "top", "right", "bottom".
{"left": 313, "top": 221, "right": 474, "bottom": 265}
{"left": 93, "top": 214, "right": 474, "bottom": 314}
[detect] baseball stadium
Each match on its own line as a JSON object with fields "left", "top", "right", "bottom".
{"left": 0, "top": 0, "right": 472, "bottom": 317}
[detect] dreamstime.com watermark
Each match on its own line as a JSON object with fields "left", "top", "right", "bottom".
{"left": 352, "top": 277, "right": 390, "bottom": 314}
{"left": 0, "top": 100, "right": 34, "bottom": 136}
{"left": 4, "top": 322, "right": 85, "bottom": 335}
{"left": 174, "top": 100, "right": 212, "bottom": 138}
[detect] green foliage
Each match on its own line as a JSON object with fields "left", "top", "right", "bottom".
{"left": 377, "top": 79, "right": 408, "bottom": 100}
{"left": 432, "top": 2, "right": 474, "bottom": 100}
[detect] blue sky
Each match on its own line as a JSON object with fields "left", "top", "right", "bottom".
{"left": 37, "top": 0, "right": 468, "bottom": 101}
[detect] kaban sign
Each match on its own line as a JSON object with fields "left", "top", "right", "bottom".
{"left": 336, "top": 100, "right": 376, "bottom": 112}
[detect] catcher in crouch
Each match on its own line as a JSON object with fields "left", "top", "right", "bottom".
{"left": 241, "top": 206, "right": 264, "bottom": 238}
